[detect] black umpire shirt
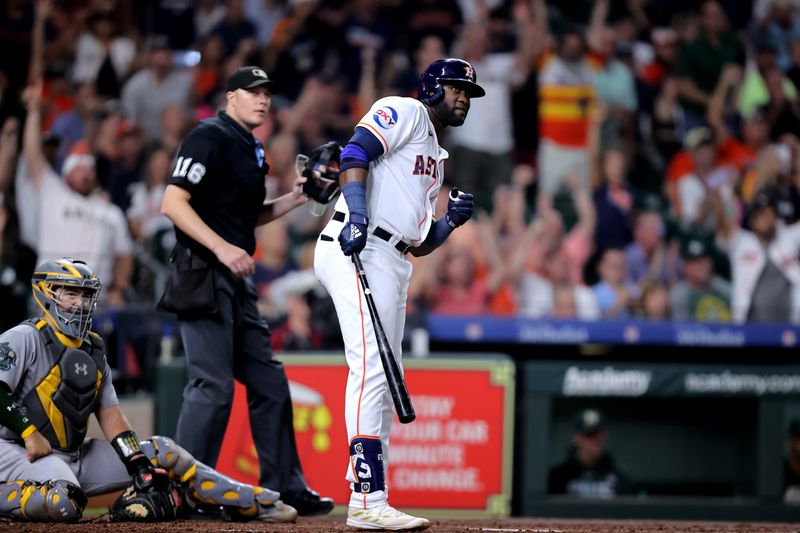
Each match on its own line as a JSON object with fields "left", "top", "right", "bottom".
{"left": 168, "top": 111, "right": 268, "bottom": 259}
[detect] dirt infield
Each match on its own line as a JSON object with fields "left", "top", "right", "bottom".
{"left": 2, "top": 516, "right": 799, "bottom": 532}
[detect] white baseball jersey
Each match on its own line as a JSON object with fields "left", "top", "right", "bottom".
{"left": 333, "top": 95, "right": 447, "bottom": 245}
{"left": 315, "top": 95, "right": 452, "bottom": 510}
{"left": 16, "top": 161, "right": 133, "bottom": 290}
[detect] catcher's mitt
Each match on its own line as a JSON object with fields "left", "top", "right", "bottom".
{"left": 109, "top": 482, "right": 184, "bottom": 522}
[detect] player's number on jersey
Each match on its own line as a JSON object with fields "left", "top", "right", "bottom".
{"left": 173, "top": 156, "right": 207, "bottom": 184}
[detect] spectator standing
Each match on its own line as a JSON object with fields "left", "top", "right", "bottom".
{"left": 719, "top": 189, "right": 800, "bottom": 323}
{"left": 210, "top": 0, "right": 257, "bottom": 57}
{"left": 676, "top": 0, "right": 744, "bottom": 130}
{"left": 121, "top": 36, "right": 194, "bottom": 140}
{"left": 0, "top": 117, "right": 36, "bottom": 331}
{"left": 593, "top": 146, "right": 635, "bottom": 253}
{"left": 737, "top": 41, "right": 797, "bottom": 120}
{"left": 448, "top": 1, "right": 537, "bottom": 209}
{"left": 592, "top": 35, "right": 638, "bottom": 148}
{"left": 195, "top": 0, "right": 227, "bottom": 40}
{"left": 650, "top": 75, "right": 685, "bottom": 165}
{"left": 639, "top": 27, "right": 680, "bottom": 88}
{"left": 670, "top": 235, "right": 732, "bottom": 322}
{"left": 265, "top": 0, "right": 340, "bottom": 101}
{"left": 388, "top": 34, "right": 446, "bottom": 98}
{"left": 72, "top": 10, "right": 136, "bottom": 99}
{"left": 674, "top": 127, "right": 737, "bottom": 233}
{"left": 536, "top": 0, "right": 607, "bottom": 204}
{"left": 763, "top": 66, "right": 800, "bottom": 141}
{"left": 19, "top": 80, "right": 133, "bottom": 308}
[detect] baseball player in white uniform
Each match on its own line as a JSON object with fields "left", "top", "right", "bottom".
{"left": 314, "top": 58, "right": 484, "bottom": 530}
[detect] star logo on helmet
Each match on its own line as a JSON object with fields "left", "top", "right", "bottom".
{"left": 464, "top": 65, "right": 475, "bottom": 81}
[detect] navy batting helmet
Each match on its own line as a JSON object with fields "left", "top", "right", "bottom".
{"left": 417, "top": 58, "right": 486, "bottom": 105}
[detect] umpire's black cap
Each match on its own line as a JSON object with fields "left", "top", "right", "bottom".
{"left": 226, "top": 66, "right": 280, "bottom": 94}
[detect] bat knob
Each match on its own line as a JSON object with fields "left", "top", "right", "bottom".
{"left": 449, "top": 187, "right": 460, "bottom": 201}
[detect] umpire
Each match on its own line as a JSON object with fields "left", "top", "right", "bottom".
{"left": 159, "top": 66, "right": 333, "bottom": 516}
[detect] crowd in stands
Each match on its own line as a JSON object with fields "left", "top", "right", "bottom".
{"left": 1, "top": 0, "right": 800, "bottom": 353}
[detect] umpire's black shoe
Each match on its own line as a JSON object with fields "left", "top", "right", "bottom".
{"left": 282, "top": 487, "right": 334, "bottom": 516}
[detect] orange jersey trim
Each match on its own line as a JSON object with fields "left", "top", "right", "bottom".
{"left": 357, "top": 121, "right": 389, "bottom": 153}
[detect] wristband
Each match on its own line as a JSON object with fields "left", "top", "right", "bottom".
{"left": 348, "top": 213, "right": 369, "bottom": 226}
{"left": 425, "top": 218, "right": 454, "bottom": 248}
{"left": 0, "top": 383, "right": 33, "bottom": 436}
{"left": 111, "top": 430, "right": 148, "bottom": 475}
{"left": 342, "top": 181, "right": 368, "bottom": 218}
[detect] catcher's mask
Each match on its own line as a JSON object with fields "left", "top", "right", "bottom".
{"left": 31, "top": 258, "right": 102, "bottom": 340}
{"left": 298, "top": 141, "right": 343, "bottom": 206}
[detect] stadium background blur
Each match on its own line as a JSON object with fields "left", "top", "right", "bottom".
{"left": 3, "top": 0, "right": 800, "bottom": 520}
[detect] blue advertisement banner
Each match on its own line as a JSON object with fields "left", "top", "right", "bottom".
{"left": 427, "top": 316, "right": 800, "bottom": 348}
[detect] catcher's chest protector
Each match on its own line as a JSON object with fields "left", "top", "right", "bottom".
{"left": 20, "top": 319, "right": 105, "bottom": 451}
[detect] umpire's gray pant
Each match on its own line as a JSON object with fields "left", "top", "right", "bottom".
{"left": 174, "top": 269, "right": 307, "bottom": 496}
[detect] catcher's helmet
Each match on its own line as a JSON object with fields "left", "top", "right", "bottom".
{"left": 299, "top": 141, "right": 343, "bottom": 205}
{"left": 31, "top": 258, "right": 102, "bottom": 340}
{"left": 417, "top": 58, "right": 486, "bottom": 105}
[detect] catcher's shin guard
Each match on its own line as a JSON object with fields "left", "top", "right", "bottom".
{"left": 141, "top": 436, "right": 296, "bottom": 522}
{"left": 0, "top": 480, "right": 86, "bottom": 522}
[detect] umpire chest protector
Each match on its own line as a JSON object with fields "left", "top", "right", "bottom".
{"left": 20, "top": 319, "right": 105, "bottom": 451}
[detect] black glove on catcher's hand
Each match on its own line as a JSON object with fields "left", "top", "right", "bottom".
{"left": 109, "top": 430, "right": 180, "bottom": 521}
{"left": 131, "top": 455, "right": 170, "bottom": 493}
{"left": 109, "top": 482, "right": 184, "bottom": 522}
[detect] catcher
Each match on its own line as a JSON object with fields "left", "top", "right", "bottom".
{"left": 0, "top": 258, "right": 298, "bottom": 523}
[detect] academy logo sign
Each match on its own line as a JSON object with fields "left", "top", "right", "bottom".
{"left": 562, "top": 366, "right": 652, "bottom": 396}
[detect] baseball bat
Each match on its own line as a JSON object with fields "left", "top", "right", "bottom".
{"left": 352, "top": 252, "right": 416, "bottom": 424}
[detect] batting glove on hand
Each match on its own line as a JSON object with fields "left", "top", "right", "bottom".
{"left": 339, "top": 213, "right": 369, "bottom": 256}
{"left": 446, "top": 192, "right": 474, "bottom": 228}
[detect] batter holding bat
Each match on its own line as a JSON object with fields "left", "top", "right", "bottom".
{"left": 314, "top": 58, "right": 482, "bottom": 531}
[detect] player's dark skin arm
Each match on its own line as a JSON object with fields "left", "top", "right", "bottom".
{"left": 339, "top": 167, "right": 368, "bottom": 189}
